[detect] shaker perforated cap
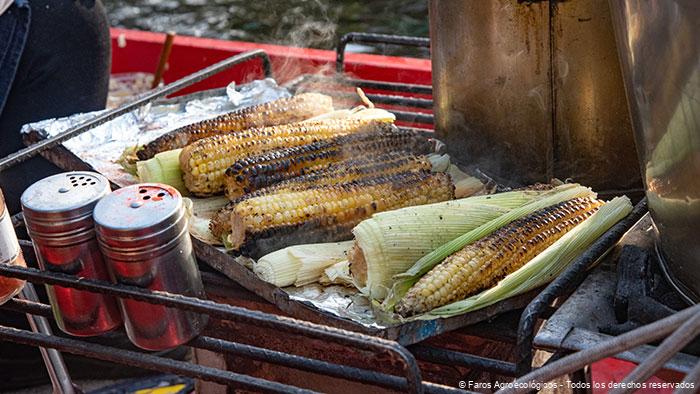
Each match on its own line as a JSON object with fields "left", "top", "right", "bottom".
{"left": 94, "top": 183, "right": 184, "bottom": 240}
{"left": 21, "top": 172, "right": 110, "bottom": 222}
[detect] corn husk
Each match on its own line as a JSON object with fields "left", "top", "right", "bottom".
{"left": 417, "top": 196, "right": 632, "bottom": 319}
{"left": 254, "top": 241, "right": 354, "bottom": 287}
{"left": 351, "top": 185, "right": 581, "bottom": 301}
{"left": 381, "top": 184, "right": 596, "bottom": 310}
{"left": 136, "top": 148, "right": 186, "bottom": 193}
{"left": 319, "top": 260, "right": 354, "bottom": 287}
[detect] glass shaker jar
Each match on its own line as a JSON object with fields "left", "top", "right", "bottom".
{"left": 0, "top": 188, "right": 26, "bottom": 304}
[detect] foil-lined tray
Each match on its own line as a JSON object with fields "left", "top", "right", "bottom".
{"left": 23, "top": 78, "right": 536, "bottom": 344}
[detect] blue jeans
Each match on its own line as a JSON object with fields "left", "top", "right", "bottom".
{"left": 0, "top": 0, "right": 30, "bottom": 115}
{"left": 0, "top": 0, "right": 110, "bottom": 214}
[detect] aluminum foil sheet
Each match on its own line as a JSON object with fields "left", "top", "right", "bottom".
{"left": 287, "top": 284, "right": 388, "bottom": 329}
{"left": 22, "top": 79, "right": 291, "bottom": 187}
{"left": 21, "top": 79, "right": 392, "bottom": 330}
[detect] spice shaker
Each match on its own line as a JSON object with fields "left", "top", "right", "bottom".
{"left": 94, "top": 183, "right": 208, "bottom": 350}
{"left": 21, "top": 172, "right": 122, "bottom": 336}
{"left": 0, "top": 188, "right": 26, "bottom": 305}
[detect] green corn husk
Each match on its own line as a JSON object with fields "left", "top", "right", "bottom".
{"left": 416, "top": 196, "right": 632, "bottom": 319}
{"left": 381, "top": 184, "right": 596, "bottom": 311}
{"left": 117, "top": 146, "right": 141, "bottom": 176}
{"left": 136, "top": 148, "right": 186, "bottom": 193}
{"left": 350, "top": 188, "right": 564, "bottom": 301}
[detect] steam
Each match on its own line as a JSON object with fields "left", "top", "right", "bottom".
{"left": 265, "top": 0, "right": 339, "bottom": 84}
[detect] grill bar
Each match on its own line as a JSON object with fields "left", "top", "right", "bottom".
{"left": 0, "top": 50, "right": 272, "bottom": 172}
{"left": 0, "top": 296, "right": 463, "bottom": 393}
{"left": 410, "top": 345, "right": 517, "bottom": 376}
{"left": 0, "top": 325, "right": 315, "bottom": 394}
{"left": 336, "top": 32, "right": 430, "bottom": 73}
{"left": 0, "top": 263, "right": 424, "bottom": 394}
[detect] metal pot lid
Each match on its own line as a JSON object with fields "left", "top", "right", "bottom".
{"left": 94, "top": 183, "right": 182, "bottom": 236}
{"left": 21, "top": 172, "right": 110, "bottom": 221}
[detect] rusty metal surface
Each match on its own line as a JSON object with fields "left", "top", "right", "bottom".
{"left": 430, "top": 0, "right": 552, "bottom": 186}
{"left": 551, "top": 0, "right": 641, "bottom": 192}
{"left": 430, "top": 0, "right": 642, "bottom": 193}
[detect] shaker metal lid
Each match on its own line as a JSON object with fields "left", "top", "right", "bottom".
{"left": 21, "top": 172, "right": 110, "bottom": 220}
{"left": 93, "top": 183, "right": 182, "bottom": 234}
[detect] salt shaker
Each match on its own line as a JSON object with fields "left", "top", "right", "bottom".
{"left": 94, "top": 183, "right": 208, "bottom": 350}
{"left": 21, "top": 172, "right": 122, "bottom": 336}
{"left": 0, "top": 188, "right": 26, "bottom": 305}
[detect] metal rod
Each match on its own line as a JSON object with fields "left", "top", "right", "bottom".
{"left": 18, "top": 283, "right": 75, "bottom": 394}
{"left": 393, "top": 110, "right": 434, "bottom": 124}
{"left": 515, "top": 198, "right": 648, "bottom": 374}
{"left": 0, "top": 49, "right": 272, "bottom": 172}
{"left": 499, "top": 303, "right": 700, "bottom": 394}
{"left": 0, "top": 298, "right": 461, "bottom": 394}
{"left": 0, "top": 264, "right": 424, "bottom": 394}
{"left": 0, "top": 324, "right": 316, "bottom": 393}
{"left": 674, "top": 360, "right": 700, "bottom": 394}
{"left": 337, "top": 32, "right": 430, "bottom": 73}
{"left": 193, "top": 336, "right": 461, "bottom": 393}
{"left": 611, "top": 310, "right": 700, "bottom": 394}
{"left": 410, "top": 345, "right": 517, "bottom": 376}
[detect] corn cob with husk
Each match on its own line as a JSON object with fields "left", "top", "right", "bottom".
{"left": 227, "top": 171, "right": 454, "bottom": 258}
{"left": 349, "top": 189, "right": 559, "bottom": 301}
{"left": 136, "top": 93, "right": 334, "bottom": 160}
{"left": 210, "top": 150, "right": 434, "bottom": 241}
{"left": 223, "top": 130, "right": 433, "bottom": 198}
{"left": 394, "top": 196, "right": 603, "bottom": 317}
{"left": 180, "top": 118, "right": 394, "bottom": 196}
{"left": 254, "top": 241, "right": 353, "bottom": 287}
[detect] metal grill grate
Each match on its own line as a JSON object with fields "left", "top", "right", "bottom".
{"left": 0, "top": 33, "right": 668, "bottom": 393}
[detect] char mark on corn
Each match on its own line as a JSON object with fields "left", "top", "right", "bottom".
{"left": 210, "top": 150, "right": 433, "bottom": 240}
{"left": 136, "top": 93, "right": 334, "bottom": 160}
{"left": 227, "top": 171, "right": 454, "bottom": 258}
{"left": 180, "top": 118, "right": 394, "bottom": 196}
{"left": 223, "top": 129, "right": 433, "bottom": 198}
{"left": 395, "top": 197, "right": 604, "bottom": 317}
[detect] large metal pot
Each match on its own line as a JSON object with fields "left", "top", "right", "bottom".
{"left": 429, "top": 0, "right": 642, "bottom": 194}
{"left": 609, "top": 0, "right": 700, "bottom": 303}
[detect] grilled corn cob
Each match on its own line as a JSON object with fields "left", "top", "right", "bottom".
{"left": 180, "top": 119, "right": 394, "bottom": 196}
{"left": 223, "top": 130, "right": 433, "bottom": 198}
{"left": 228, "top": 171, "right": 454, "bottom": 258}
{"left": 136, "top": 93, "right": 334, "bottom": 160}
{"left": 210, "top": 151, "right": 433, "bottom": 239}
{"left": 395, "top": 197, "right": 604, "bottom": 317}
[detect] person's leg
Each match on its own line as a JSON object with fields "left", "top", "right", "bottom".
{"left": 0, "top": 0, "right": 111, "bottom": 214}
{"left": 0, "top": 1, "right": 111, "bottom": 388}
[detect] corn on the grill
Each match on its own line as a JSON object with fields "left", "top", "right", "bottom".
{"left": 136, "top": 93, "right": 334, "bottom": 160}
{"left": 210, "top": 151, "right": 433, "bottom": 240}
{"left": 223, "top": 130, "right": 433, "bottom": 198}
{"left": 180, "top": 119, "right": 394, "bottom": 196}
{"left": 395, "top": 197, "right": 604, "bottom": 317}
{"left": 227, "top": 171, "right": 454, "bottom": 258}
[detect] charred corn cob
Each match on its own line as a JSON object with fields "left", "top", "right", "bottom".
{"left": 210, "top": 151, "right": 433, "bottom": 239}
{"left": 395, "top": 197, "right": 604, "bottom": 317}
{"left": 136, "top": 93, "right": 334, "bottom": 160}
{"left": 223, "top": 130, "right": 433, "bottom": 198}
{"left": 180, "top": 119, "right": 394, "bottom": 196}
{"left": 227, "top": 171, "right": 454, "bottom": 258}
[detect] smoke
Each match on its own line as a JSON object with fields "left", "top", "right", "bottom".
{"left": 273, "top": 0, "right": 338, "bottom": 49}
{"left": 264, "top": 0, "right": 339, "bottom": 84}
